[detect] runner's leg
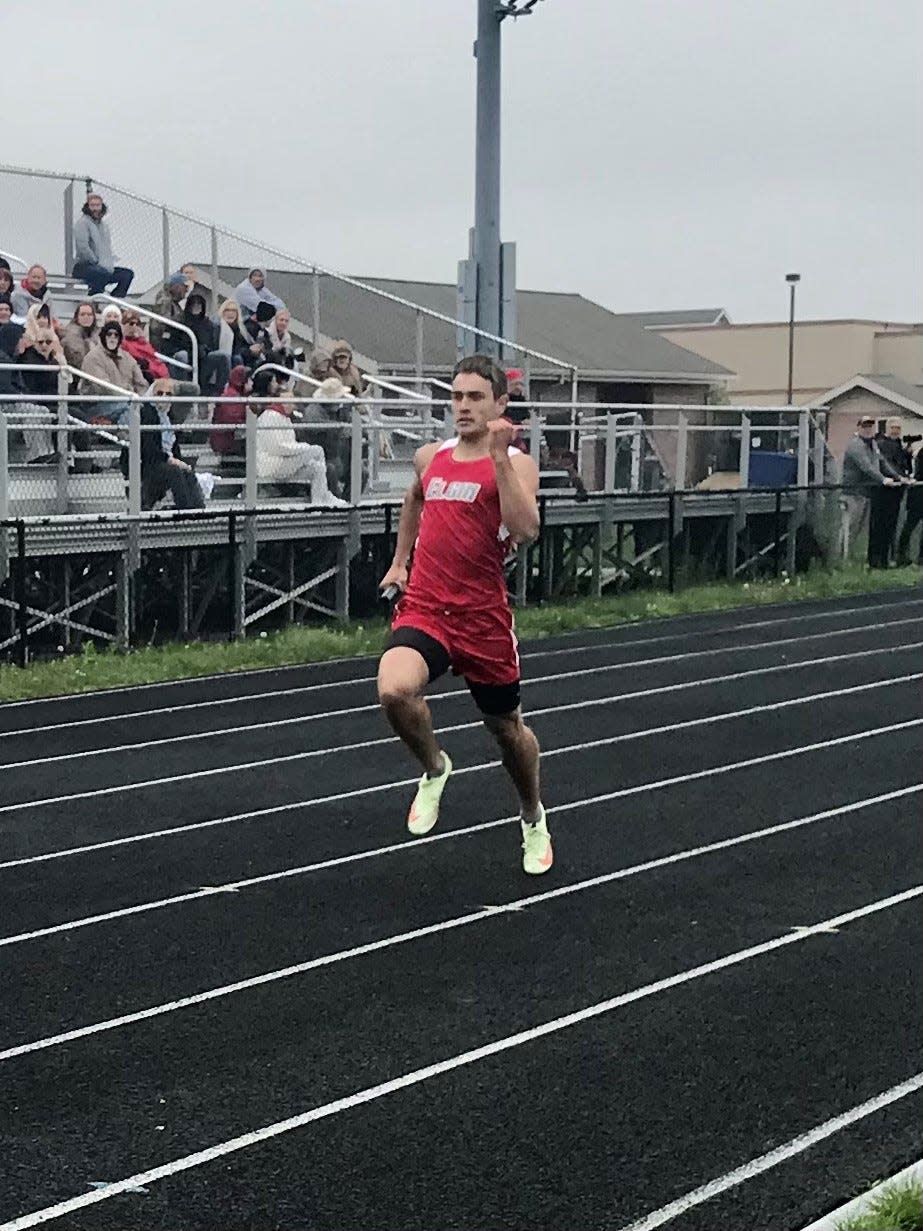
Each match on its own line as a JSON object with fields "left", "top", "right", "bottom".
{"left": 481, "top": 708, "right": 542, "bottom": 820}
{"left": 377, "top": 645, "right": 445, "bottom": 776}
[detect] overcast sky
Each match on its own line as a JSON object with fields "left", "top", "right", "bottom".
{"left": 2, "top": 0, "right": 920, "bottom": 323}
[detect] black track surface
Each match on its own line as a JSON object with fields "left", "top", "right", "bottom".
{"left": 0, "top": 589, "right": 921, "bottom": 1231}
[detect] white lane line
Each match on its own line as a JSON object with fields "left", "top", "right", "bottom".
{"left": 3, "top": 687, "right": 922, "bottom": 875}
{"left": 3, "top": 886, "right": 919, "bottom": 1231}
{"left": 5, "top": 633, "right": 920, "bottom": 772}
{"left": 2, "top": 660, "right": 919, "bottom": 821}
{"left": 1, "top": 699, "right": 919, "bottom": 946}
{"left": 2, "top": 785, "right": 918, "bottom": 1063}
{"left": 2, "top": 602, "right": 919, "bottom": 739}
{"left": 616, "top": 1072, "right": 923, "bottom": 1231}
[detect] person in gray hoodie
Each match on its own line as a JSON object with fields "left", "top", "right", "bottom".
{"left": 840, "top": 415, "right": 905, "bottom": 564}
{"left": 72, "top": 194, "right": 134, "bottom": 298}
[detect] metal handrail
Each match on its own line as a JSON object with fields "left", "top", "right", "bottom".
{"left": 0, "top": 248, "right": 27, "bottom": 271}
{"left": 93, "top": 293, "right": 199, "bottom": 387}
{"left": 0, "top": 164, "right": 576, "bottom": 375}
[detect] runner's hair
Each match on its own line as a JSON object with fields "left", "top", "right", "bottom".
{"left": 452, "top": 354, "right": 508, "bottom": 400}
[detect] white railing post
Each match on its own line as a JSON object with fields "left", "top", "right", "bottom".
{"left": 414, "top": 310, "right": 424, "bottom": 394}
{"left": 127, "top": 402, "right": 141, "bottom": 516}
{"left": 797, "top": 410, "right": 810, "bottom": 487}
{"left": 630, "top": 413, "right": 642, "bottom": 492}
{"left": 604, "top": 413, "right": 617, "bottom": 493}
{"left": 245, "top": 409, "right": 258, "bottom": 509}
{"left": 739, "top": 414, "right": 751, "bottom": 488}
{"left": 529, "top": 409, "right": 541, "bottom": 466}
{"left": 210, "top": 225, "right": 219, "bottom": 316}
{"left": 675, "top": 412, "right": 688, "bottom": 491}
{"left": 162, "top": 208, "right": 170, "bottom": 282}
{"left": 56, "top": 399, "right": 68, "bottom": 514}
{"left": 312, "top": 267, "right": 321, "bottom": 347}
{"left": 350, "top": 406, "right": 363, "bottom": 503}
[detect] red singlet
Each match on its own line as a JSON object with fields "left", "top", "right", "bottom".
{"left": 391, "top": 438, "right": 521, "bottom": 685}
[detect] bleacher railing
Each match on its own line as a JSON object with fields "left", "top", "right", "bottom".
{"left": 0, "top": 164, "right": 577, "bottom": 388}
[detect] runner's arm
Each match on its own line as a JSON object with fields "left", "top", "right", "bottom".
{"left": 493, "top": 448, "right": 540, "bottom": 544}
{"left": 380, "top": 442, "right": 439, "bottom": 589}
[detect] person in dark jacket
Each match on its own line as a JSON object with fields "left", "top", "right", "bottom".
{"left": 175, "top": 293, "right": 229, "bottom": 397}
{"left": 874, "top": 418, "right": 912, "bottom": 564}
{"left": 897, "top": 445, "right": 923, "bottom": 566}
{"left": 120, "top": 379, "right": 205, "bottom": 509}
{"left": 0, "top": 294, "right": 13, "bottom": 326}
{"left": 15, "top": 329, "right": 62, "bottom": 462}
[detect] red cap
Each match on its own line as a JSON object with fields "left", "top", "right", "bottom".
{"left": 506, "top": 368, "right": 524, "bottom": 382}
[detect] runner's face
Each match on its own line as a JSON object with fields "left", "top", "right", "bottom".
{"left": 451, "top": 372, "right": 504, "bottom": 438}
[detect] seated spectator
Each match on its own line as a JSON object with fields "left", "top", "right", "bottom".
{"left": 210, "top": 365, "right": 251, "bottom": 458}
{"left": 0, "top": 266, "right": 14, "bottom": 297}
{"left": 99, "top": 303, "right": 123, "bottom": 326}
{"left": 308, "top": 348, "right": 333, "bottom": 383}
{"left": 214, "top": 299, "right": 251, "bottom": 370}
{"left": 71, "top": 193, "right": 134, "bottom": 298}
{"left": 120, "top": 310, "right": 170, "bottom": 383}
{"left": 79, "top": 321, "right": 148, "bottom": 424}
{"left": 61, "top": 301, "right": 99, "bottom": 372}
{"left": 265, "top": 307, "right": 303, "bottom": 369}
{"left": 24, "top": 305, "right": 66, "bottom": 365}
{"left": 16, "top": 329, "right": 63, "bottom": 463}
{"left": 252, "top": 369, "right": 347, "bottom": 507}
{"left": 303, "top": 375, "right": 357, "bottom": 498}
{"left": 234, "top": 268, "right": 285, "bottom": 321}
{"left": 150, "top": 274, "right": 189, "bottom": 368}
{"left": 505, "top": 369, "right": 529, "bottom": 425}
{"left": 330, "top": 340, "right": 366, "bottom": 396}
{"left": 11, "top": 265, "right": 58, "bottom": 330}
{"left": 181, "top": 293, "right": 230, "bottom": 396}
{"left": 119, "top": 379, "right": 205, "bottom": 510}
{"left": 0, "top": 295, "right": 12, "bottom": 326}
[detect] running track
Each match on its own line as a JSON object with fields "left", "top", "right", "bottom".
{"left": 0, "top": 589, "right": 921, "bottom": 1231}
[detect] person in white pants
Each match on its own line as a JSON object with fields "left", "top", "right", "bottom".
{"left": 252, "top": 370, "right": 348, "bottom": 507}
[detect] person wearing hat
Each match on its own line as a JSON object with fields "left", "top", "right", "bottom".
{"left": 79, "top": 320, "right": 148, "bottom": 424}
{"left": 72, "top": 193, "right": 134, "bottom": 298}
{"left": 875, "top": 417, "right": 913, "bottom": 565}
{"left": 151, "top": 273, "right": 192, "bottom": 366}
{"left": 840, "top": 415, "right": 905, "bottom": 565}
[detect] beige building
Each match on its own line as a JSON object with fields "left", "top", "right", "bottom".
{"left": 649, "top": 316, "right": 922, "bottom": 407}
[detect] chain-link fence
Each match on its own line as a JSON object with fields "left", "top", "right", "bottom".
{"left": 0, "top": 164, "right": 576, "bottom": 386}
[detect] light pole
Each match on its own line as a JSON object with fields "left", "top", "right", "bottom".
{"left": 785, "top": 272, "right": 800, "bottom": 404}
{"left": 463, "top": 0, "right": 544, "bottom": 356}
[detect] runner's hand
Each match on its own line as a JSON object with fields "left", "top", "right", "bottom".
{"left": 487, "top": 418, "right": 518, "bottom": 461}
{"left": 379, "top": 563, "right": 408, "bottom": 594}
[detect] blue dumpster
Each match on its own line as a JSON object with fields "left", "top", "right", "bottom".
{"left": 749, "top": 450, "right": 797, "bottom": 488}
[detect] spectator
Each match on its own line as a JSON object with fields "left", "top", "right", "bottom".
{"left": 24, "top": 305, "right": 66, "bottom": 365}
{"left": 897, "top": 443, "right": 923, "bottom": 566}
{"left": 100, "top": 303, "right": 123, "bottom": 326}
{"left": 150, "top": 274, "right": 189, "bottom": 366}
{"left": 265, "top": 307, "right": 302, "bottom": 369}
{"left": 308, "top": 348, "right": 333, "bottom": 383}
{"left": 182, "top": 293, "right": 230, "bottom": 396}
{"left": 80, "top": 321, "right": 147, "bottom": 424}
{"left": 330, "top": 340, "right": 366, "bottom": 397}
{"left": 120, "top": 310, "right": 170, "bottom": 383}
{"left": 0, "top": 267, "right": 15, "bottom": 302}
{"left": 11, "top": 265, "right": 58, "bottom": 329}
{"left": 17, "top": 329, "right": 63, "bottom": 463}
{"left": 0, "top": 296, "right": 12, "bottom": 326}
{"left": 304, "top": 375, "right": 356, "bottom": 497}
{"left": 252, "top": 369, "right": 347, "bottom": 506}
{"left": 120, "top": 379, "right": 205, "bottom": 510}
{"left": 875, "top": 417, "right": 912, "bottom": 563}
{"left": 61, "top": 301, "right": 99, "bottom": 372}
{"left": 841, "top": 415, "right": 904, "bottom": 566}
{"left": 210, "top": 364, "right": 251, "bottom": 457}
{"left": 234, "top": 268, "right": 285, "bottom": 321}
{"left": 214, "top": 299, "right": 250, "bottom": 370}
{"left": 72, "top": 193, "right": 134, "bottom": 298}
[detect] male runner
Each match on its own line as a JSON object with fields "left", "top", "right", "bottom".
{"left": 377, "top": 354, "right": 552, "bottom": 874}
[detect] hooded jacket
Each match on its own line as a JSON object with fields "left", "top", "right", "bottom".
{"left": 80, "top": 330, "right": 148, "bottom": 398}
{"left": 330, "top": 341, "right": 365, "bottom": 396}
{"left": 210, "top": 365, "right": 250, "bottom": 455}
{"left": 183, "top": 294, "right": 219, "bottom": 357}
{"left": 11, "top": 279, "right": 57, "bottom": 326}
{"left": 74, "top": 211, "right": 116, "bottom": 270}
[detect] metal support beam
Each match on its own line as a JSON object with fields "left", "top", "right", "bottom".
{"left": 473, "top": 0, "right": 502, "bottom": 350}
{"left": 335, "top": 537, "right": 350, "bottom": 622}
{"left": 115, "top": 553, "right": 130, "bottom": 650}
{"left": 210, "top": 226, "right": 220, "bottom": 315}
{"left": 162, "top": 208, "right": 171, "bottom": 283}
{"left": 675, "top": 412, "right": 688, "bottom": 491}
{"left": 63, "top": 180, "right": 75, "bottom": 277}
{"left": 739, "top": 414, "right": 751, "bottom": 488}
{"left": 312, "top": 267, "right": 321, "bottom": 347}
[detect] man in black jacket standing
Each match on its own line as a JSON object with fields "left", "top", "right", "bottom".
{"left": 874, "top": 417, "right": 912, "bottom": 566}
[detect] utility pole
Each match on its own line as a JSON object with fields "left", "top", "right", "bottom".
{"left": 785, "top": 272, "right": 800, "bottom": 404}
{"left": 459, "top": 1, "right": 544, "bottom": 358}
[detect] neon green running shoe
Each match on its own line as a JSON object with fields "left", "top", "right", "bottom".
{"left": 407, "top": 752, "right": 453, "bottom": 836}
{"left": 521, "top": 808, "right": 553, "bottom": 875}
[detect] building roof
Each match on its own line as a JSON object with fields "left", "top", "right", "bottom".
{"left": 216, "top": 268, "right": 733, "bottom": 382}
{"left": 821, "top": 373, "right": 923, "bottom": 415}
{"left": 633, "top": 308, "right": 730, "bottom": 328}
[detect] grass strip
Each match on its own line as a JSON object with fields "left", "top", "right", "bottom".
{"left": 0, "top": 565, "right": 917, "bottom": 704}
{"left": 836, "top": 1174, "right": 922, "bottom": 1230}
